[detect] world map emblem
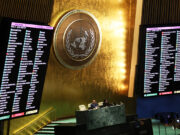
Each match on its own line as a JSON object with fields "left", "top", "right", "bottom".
{"left": 53, "top": 10, "right": 102, "bottom": 69}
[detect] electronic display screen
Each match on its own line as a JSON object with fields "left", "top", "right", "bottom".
{"left": 0, "top": 17, "right": 53, "bottom": 120}
{"left": 137, "top": 25, "right": 180, "bottom": 97}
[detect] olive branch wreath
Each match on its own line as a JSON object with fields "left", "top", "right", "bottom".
{"left": 66, "top": 28, "right": 95, "bottom": 59}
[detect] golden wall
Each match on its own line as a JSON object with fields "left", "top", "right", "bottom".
{"left": 43, "top": 0, "right": 136, "bottom": 116}
{"left": 2, "top": 0, "right": 137, "bottom": 134}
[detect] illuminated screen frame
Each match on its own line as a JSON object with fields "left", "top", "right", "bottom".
{"left": 136, "top": 24, "right": 180, "bottom": 97}
{"left": 0, "top": 17, "right": 53, "bottom": 120}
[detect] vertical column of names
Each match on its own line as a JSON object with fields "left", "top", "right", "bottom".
{"left": 144, "top": 31, "right": 159, "bottom": 95}
{"left": 174, "top": 31, "right": 180, "bottom": 94}
{"left": 174, "top": 31, "right": 180, "bottom": 81}
{"left": 0, "top": 26, "right": 22, "bottom": 116}
{"left": 159, "top": 31, "right": 176, "bottom": 94}
{"left": 26, "top": 31, "right": 47, "bottom": 111}
{"left": 12, "top": 29, "right": 33, "bottom": 114}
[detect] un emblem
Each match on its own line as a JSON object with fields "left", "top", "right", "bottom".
{"left": 53, "top": 10, "right": 102, "bottom": 69}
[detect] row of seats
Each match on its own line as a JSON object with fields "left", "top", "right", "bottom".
{"left": 154, "top": 112, "right": 180, "bottom": 125}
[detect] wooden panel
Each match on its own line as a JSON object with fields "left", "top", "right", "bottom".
{"left": 0, "top": 0, "right": 54, "bottom": 23}
{"left": 142, "top": 0, "right": 180, "bottom": 25}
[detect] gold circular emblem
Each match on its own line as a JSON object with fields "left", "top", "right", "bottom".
{"left": 53, "top": 10, "right": 102, "bottom": 69}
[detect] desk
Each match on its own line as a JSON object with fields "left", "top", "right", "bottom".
{"left": 76, "top": 104, "right": 126, "bottom": 130}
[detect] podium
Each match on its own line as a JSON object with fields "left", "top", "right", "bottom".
{"left": 55, "top": 105, "right": 153, "bottom": 135}
{"left": 76, "top": 104, "right": 126, "bottom": 130}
